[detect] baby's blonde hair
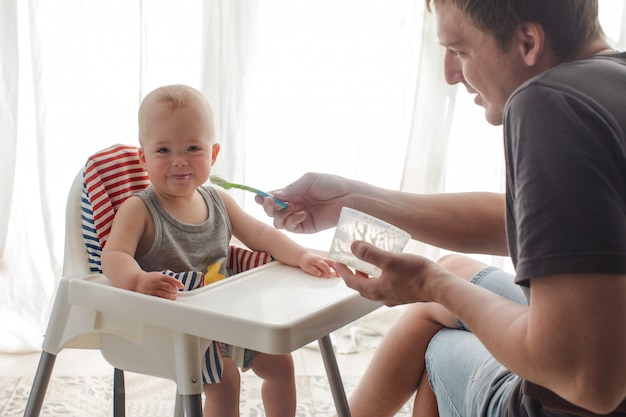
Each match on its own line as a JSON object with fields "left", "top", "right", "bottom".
{"left": 138, "top": 84, "right": 214, "bottom": 143}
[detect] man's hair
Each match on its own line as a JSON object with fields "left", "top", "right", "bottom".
{"left": 425, "top": 0, "right": 603, "bottom": 60}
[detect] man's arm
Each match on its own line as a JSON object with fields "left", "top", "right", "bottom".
{"left": 359, "top": 186, "right": 508, "bottom": 256}
{"left": 259, "top": 172, "right": 509, "bottom": 256}
{"left": 427, "top": 270, "right": 626, "bottom": 414}
{"left": 340, "top": 245, "right": 626, "bottom": 414}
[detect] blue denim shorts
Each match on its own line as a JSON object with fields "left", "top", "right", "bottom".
{"left": 425, "top": 267, "right": 527, "bottom": 417}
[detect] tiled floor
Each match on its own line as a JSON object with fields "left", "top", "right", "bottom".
{"left": 0, "top": 345, "right": 390, "bottom": 416}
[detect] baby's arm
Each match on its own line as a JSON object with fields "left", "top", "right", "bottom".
{"left": 218, "top": 190, "right": 336, "bottom": 278}
{"left": 101, "top": 196, "right": 184, "bottom": 299}
{"left": 253, "top": 227, "right": 336, "bottom": 278}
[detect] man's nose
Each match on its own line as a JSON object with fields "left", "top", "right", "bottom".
{"left": 443, "top": 51, "right": 464, "bottom": 86}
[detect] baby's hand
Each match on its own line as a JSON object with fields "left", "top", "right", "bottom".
{"left": 136, "top": 271, "right": 185, "bottom": 300}
{"left": 298, "top": 252, "right": 338, "bottom": 278}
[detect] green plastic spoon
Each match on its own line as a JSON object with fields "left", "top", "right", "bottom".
{"left": 209, "top": 175, "right": 288, "bottom": 209}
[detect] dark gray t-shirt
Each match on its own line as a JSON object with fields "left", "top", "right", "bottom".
{"left": 135, "top": 185, "right": 232, "bottom": 279}
{"left": 503, "top": 52, "right": 626, "bottom": 416}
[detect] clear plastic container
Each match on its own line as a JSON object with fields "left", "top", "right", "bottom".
{"left": 329, "top": 207, "right": 410, "bottom": 277}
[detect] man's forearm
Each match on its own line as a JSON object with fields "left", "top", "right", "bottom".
{"left": 430, "top": 271, "right": 626, "bottom": 414}
{"left": 352, "top": 186, "right": 508, "bottom": 255}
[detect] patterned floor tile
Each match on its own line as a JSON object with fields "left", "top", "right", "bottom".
{"left": 1, "top": 374, "right": 413, "bottom": 416}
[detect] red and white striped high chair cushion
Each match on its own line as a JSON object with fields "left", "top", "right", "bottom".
{"left": 80, "top": 143, "right": 274, "bottom": 383}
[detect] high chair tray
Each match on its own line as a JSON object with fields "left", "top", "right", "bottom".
{"left": 67, "top": 261, "right": 381, "bottom": 354}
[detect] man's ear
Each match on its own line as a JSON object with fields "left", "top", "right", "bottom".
{"left": 516, "top": 22, "right": 545, "bottom": 66}
{"left": 211, "top": 143, "right": 221, "bottom": 165}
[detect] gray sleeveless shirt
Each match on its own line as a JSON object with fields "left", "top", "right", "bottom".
{"left": 134, "top": 186, "right": 232, "bottom": 280}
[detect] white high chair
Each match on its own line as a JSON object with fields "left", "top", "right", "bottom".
{"left": 23, "top": 145, "right": 382, "bottom": 417}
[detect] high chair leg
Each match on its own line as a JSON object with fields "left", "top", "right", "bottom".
{"left": 183, "top": 394, "right": 203, "bottom": 417}
{"left": 113, "top": 368, "right": 125, "bottom": 417}
{"left": 23, "top": 352, "right": 57, "bottom": 417}
{"left": 174, "top": 392, "right": 185, "bottom": 417}
{"left": 319, "top": 335, "right": 351, "bottom": 417}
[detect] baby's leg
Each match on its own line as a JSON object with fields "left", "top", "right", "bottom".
{"left": 203, "top": 357, "right": 240, "bottom": 417}
{"left": 250, "top": 353, "right": 296, "bottom": 417}
{"left": 348, "top": 254, "right": 490, "bottom": 417}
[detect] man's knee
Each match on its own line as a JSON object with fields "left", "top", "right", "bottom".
{"left": 425, "top": 329, "right": 493, "bottom": 417}
{"left": 436, "top": 254, "right": 489, "bottom": 280}
{"left": 424, "top": 329, "right": 461, "bottom": 415}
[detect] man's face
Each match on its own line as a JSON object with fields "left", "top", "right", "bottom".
{"left": 434, "top": 1, "right": 529, "bottom": 125}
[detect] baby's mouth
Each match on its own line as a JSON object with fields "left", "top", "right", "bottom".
{"left": 169, "top": 173, "right": 192, "bottom": 180}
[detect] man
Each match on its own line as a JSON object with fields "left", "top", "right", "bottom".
{"left": 257, "top": 0, "right": 626, "bottom": 416}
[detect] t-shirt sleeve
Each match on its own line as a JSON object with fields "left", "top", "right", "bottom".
{"left": 504, "top": 82, "right": 626, "bottom": 284}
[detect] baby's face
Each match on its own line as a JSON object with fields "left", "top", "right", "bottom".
{"left": 139, "top": 100, "right": 219, "bottom": 197}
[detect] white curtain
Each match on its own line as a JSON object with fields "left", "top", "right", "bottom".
{"left": 202, "top": 0, "right": 257, "bottom": 186}
{"left": 0, "top": 0, "right": 17, "bottom": 258}
{"left": 1, "top": 0, "right": 624, "bottom": 353}
{"left": 0, "top": 0, "right": 249, "bottom": 352}
{"left": 398, "top": 9, "right": 457, "bottom": 261}
{"left": 241, "top": 0, "right": 427, "bottom": 250}
{"left": 0, "top": 0, "right": 60, "bottom": 353}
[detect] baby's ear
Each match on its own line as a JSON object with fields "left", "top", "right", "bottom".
{"left": 211, "top": 143, "right": 221, "bottom": 165}
{"left": 138, "top": 147, "right": 146, "bottom": 165}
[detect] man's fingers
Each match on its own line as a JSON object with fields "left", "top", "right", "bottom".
{"left": 282, "top": 211, "right": 307, "bottom": 232}
{"left": 336, "top": 263, "right": 370, "bottom": 291}
{"left": 261, "top": 196, "right": 278, "bottom": 216}
{"left": 351, "top": 241, "right": 388, "bottom": 267}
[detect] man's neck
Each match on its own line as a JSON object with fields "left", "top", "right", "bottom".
{"left": 571, "top": 38, "right": 615, "bottom": 61}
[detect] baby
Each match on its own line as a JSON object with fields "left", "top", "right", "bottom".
{"left": 102, "top": 84, "right": 336, "bottom": 417}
